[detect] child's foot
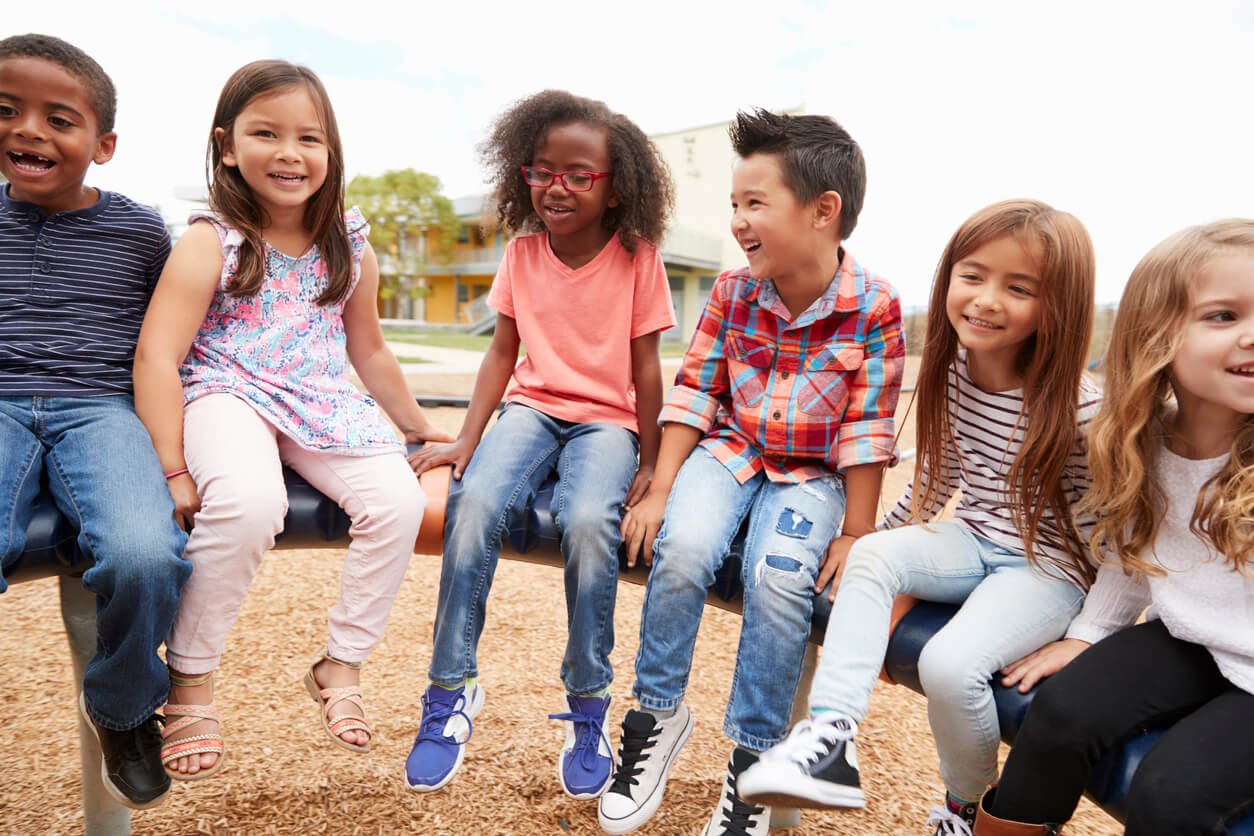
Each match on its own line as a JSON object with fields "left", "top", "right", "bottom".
{"left": 403, "top": 680, "right": 485, "bottom": 792}
{"left": 549, "top": 692, "right": 613, "bottom": 799}
{"left": 925, "top": 793, "right": 978, "bottom": 836}
{"left": 306, "top": 656, "right": 370, "bottom": 751}
{"left": 597, "top": 705, "right": 693, "bottom": 834}
{"left": 701, "top": 748, "right": 771, "bottom": 836}
{"left": 161, "top": 670, "right": 225, "bottom": 780}
{"left": 737, "top": 711, "right": 865, "bottom": 810}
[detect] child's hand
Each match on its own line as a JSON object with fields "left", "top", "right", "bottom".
{"left": 620, "top": 490, "right": 667, "bottom": 568}
{"left": 408, "top": 437, "right": 474, "bottom": 479}
{"left": 167, "top": 473, "right": 201, "bottom": 532}
{"left": 624, "top": 464, "right": 655, "bottom": 509}
{"left": 1000, "top": 638, "right": 1090, "bottom": 693}
{"left": 403, "top": 425, "right": 456, "bottom": 446}
{"left": 816, "top": 533, "right": 857, "bottom": 601}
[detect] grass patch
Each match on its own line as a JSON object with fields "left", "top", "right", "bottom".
{"left": 382, "top": 331, "right": 494, "bottom": 352}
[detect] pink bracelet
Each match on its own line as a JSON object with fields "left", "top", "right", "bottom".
{"left": 165, "top": 468, "right": 189, "bottom": 480}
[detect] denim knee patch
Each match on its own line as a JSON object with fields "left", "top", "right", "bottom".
{"left": 775, "top": 507, "right": 813, "bottom": 539}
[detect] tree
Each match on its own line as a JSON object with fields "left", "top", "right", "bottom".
{"left": 346, "top": 169, "right": 460, "bottom": 300}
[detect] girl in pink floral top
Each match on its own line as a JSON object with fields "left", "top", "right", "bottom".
{"left": 134, "top": 60, "right": 451, "bottom": 780}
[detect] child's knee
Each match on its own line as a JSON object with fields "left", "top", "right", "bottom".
{"left": 200, "top": 475, "right": 287, "bottom": 540}
{"left": 917, "top": 639, "right": 988, "bottom": 703}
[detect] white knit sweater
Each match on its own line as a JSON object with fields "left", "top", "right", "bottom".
{"left": 1065, "top": 447, "right": 1254, "bottom": 694}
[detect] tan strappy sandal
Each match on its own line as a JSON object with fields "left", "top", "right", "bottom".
{"left": 303, "top": 654, "right": 371, "bottom": 753}
{"left": 161, "top": 670, "right": 226, "bottom": 780}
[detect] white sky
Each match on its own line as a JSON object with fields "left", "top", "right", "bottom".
{"left": 17, "top": 0, "right": 1254, "bottom": 304}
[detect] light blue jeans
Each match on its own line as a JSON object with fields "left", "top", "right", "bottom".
{"left": 809, "top": 520, "right": 1084, "bottom": 802}
{"left": 633, "top": 447, "right": 845, "bottom": 751}
{"left": 0, "top": 396, "right": 191, "bottom": 731}
{"left": 428, "top": 404, "right": 638, "bottom": 695}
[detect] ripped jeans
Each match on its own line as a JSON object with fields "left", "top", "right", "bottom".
{"left": 632, "top": 446, "right": 845, "bottom": 751}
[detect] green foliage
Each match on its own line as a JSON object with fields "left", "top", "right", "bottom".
{"left": 346, "top": 169, "right": 461, "bottom": 296}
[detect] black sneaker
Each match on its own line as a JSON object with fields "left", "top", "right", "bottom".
{"left": 597, "top": 706, "right": 693, "bottom": 834}
{"left": 79, "top": 693, "right": 171, "bottom": 809}
{"left": 736, "top": 711, "right": 866, "bottom": 810}
{"left": 926, "top": 795, "right": 977, "bottom": 836}
{"left": 700, "top": 748, "right": 770, "bottom": 836}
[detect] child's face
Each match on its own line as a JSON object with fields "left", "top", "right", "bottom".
{"left": 217, "top": 85, "right": 329, "bottom": 221}
{"left": 0, "top": 56, "right": 115, "bottom": 214}
{"left": 1170, "top": 252, "right": 1254, "bottom": 434}
{"left": 730, "top": 152, "right": 815, "bottom": 283}
{"left": 529, "top": 121, "right": 617, "bottom": 241}
{"left": 945, "top": 233, "right": 1043, "bottom": 371}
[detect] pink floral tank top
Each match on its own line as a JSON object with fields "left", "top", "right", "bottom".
{"left": 179, "top": 209, "right": 402, "bottom": 455}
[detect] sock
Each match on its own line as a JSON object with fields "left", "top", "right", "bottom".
{"left": 644, "top": 702, "right": 678, "bottom": 720}
{"left": 431, "top": 677, "right": 474, "bottom": 692}
{"left": 570, "top": 686, "right": 611, "bottom": 699}
{"left": 947, "top": 792, "right": 972, "bottom": 813}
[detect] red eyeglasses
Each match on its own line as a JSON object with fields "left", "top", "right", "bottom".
{"left": 521, "top": 166, "right": 612, "bottom": 192}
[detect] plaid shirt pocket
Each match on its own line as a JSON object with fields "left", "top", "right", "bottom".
{"left": 798, "top": 342, "right": 863, "bottom": 416}
{"left": 726, "top": 331, "right": 777, "bottom": 409}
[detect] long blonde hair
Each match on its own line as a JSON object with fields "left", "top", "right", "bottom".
{"left": 1085, "top": 219, "right": 1254, "bottom": 577}
{"left": 913, "top": 199, "right": 1096, "bottom": 585}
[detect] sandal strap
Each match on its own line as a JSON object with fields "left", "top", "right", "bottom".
{"left": 161, "top": 734, "right": 225, "bottom": 765}
{"left": 315, "top": 686, "right": 365, "bottom": 720}
{"left": 317, "top": 652, "right": 362, "bottom": 671}
{"left": 327, "top": 716, "right": 371, "bottom": 737}
{"left": 168, "top": 669, "right": 214, "bottom": 688}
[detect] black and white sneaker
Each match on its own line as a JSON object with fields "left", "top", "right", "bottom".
{"left": 597, "top": 706, "right": 693, "bottom": 834}
{"left": 736, "top": 711, "right": 866, "bottom": 810}
{"left": 926, "top": 796, "right": 977, "bottom": 836}
{"left": 701, "top": 748, "right": 770, "bottom": 836}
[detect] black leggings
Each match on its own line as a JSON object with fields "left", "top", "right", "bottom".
{"left": 992, "top": 619, "right": 1254, "bottom": 836}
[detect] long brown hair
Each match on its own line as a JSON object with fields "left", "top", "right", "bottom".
{"left": 1085, "top": 219, "right": 1254, "bottom": 578}
{"left": 206, "top": 60, "right": 352, "bottom": 305}
{"left": 913, "top": 199, "right": 1097, "bottom": 584}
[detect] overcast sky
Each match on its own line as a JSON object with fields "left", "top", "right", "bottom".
{"left": 18, "top": 0, "right": 1254, "bottom": 305}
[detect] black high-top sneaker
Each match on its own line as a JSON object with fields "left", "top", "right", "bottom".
{"left": 737, "top": 711, "right": 865, "bottom": 810}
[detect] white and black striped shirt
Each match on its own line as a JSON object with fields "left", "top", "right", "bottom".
{"left": 885, "top": 351, "right": 1102, "bottom": 579}
{"left": 0, "top": 186, "right": 170, "bottom": 397}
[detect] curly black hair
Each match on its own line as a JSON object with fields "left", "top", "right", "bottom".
{"left": 479, "top": 90, "right": 674, "bottom": 253}
{"left": 730, "top": 109, "right": 865, "bottom": 240}
{"left": 0, "top": 34, "right": 117, "bottom": 133}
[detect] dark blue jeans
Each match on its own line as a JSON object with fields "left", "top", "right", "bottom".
{"left": 0, "top": 396, "right": 190, "bottom": 730}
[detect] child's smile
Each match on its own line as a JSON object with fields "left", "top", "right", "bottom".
{"left": 529, "top": 121, "right": 618, "bottom": 266}
{"left": 0, "top": 56, "right": 115, "bottom": 214}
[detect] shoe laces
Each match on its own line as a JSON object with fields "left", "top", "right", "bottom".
{"left": 713, "top": 770, "right": 766, "bottom": 836}
{"left": 926, "top": 805, "right": 975, "bottom": 836}
{"left": 761, "top": 714, "right": 857, "bottom": 768}
{"left": 415, "top": 688, "right": 474, "bottom": 745}
{"left": 606, "top": 718, "right": 658, "bottom": 794}
{"left": 548, "top": 704, "right": 611, "bottom": 772}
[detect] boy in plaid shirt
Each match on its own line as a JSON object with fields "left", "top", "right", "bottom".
{"left": 597, "top": 109, "right": 904, "bottom": 836}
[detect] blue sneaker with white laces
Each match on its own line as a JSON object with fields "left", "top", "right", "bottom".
{"left": 403, "top": 680, "right": 485, "bottom": 792}
{"left": 548, "top": 693, "right": 613, "bottom": 799}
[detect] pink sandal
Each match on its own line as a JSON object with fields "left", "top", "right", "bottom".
{"left": 161, "top": 670, "right": 226, "bottom": 780}
{"left": 303, "top": 654, "right": 371, "bottom": 753}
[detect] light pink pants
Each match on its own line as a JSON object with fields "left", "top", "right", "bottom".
{"left": 165, "top": 393, "right": 425, "bottom": 674}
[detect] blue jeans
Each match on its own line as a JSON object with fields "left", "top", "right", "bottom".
{"left": 0, "top": 396, "right": 191, "bottom": 731}
{"left": 428, "top": 404, "right": 638, "bottom": 695}
{"left": 808, "top": 520, "right": 1084, "bottom": 802}
{"left": 632, "top": 446, "right": 846, "bottom": 751}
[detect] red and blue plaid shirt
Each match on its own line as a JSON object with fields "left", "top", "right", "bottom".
{"left": 660, "top": 251, "right": 905, "bottom": 483}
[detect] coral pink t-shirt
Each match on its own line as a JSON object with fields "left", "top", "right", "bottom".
{"left": 487, "top": 232, "right": 675, "bottom": 432}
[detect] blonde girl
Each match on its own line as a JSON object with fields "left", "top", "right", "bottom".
{"left": 134, "top": 60, "right": 450, "bottom": 780}
{"left": 740, "top": 199, "right": 1100, "bottom": 836}
{"left": 979, "top": 220, "right": 1254, "bottom": 836}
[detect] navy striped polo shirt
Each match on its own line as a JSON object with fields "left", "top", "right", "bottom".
{"left": 0, "top": 185, "right": 171, "bottom": 397}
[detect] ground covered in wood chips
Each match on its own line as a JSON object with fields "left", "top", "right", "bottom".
{"left": 0, "top": 364, "right": 1119, "bottom": 835}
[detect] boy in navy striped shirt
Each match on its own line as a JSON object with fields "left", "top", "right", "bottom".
{"left": 0, "top": 34, "right": 190, "bottom": 810}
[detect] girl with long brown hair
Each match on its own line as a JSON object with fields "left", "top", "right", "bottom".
{"left": 133, "top": 60, "right": 451, "bottom": 780}
{"left": 978, "top": 220, "right": 1254, "bottom": 836}
{"left": 740, "top": 199, "right": 1099, "bottom": 836}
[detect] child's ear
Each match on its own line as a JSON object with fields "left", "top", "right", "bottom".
{"left": 214, "top": 127, "right": 237, "bottom": 167}
{"left": 92, "top": 131, "right": 117, "bottom": 166}
{"left": 607, "top": 189, "right": 620, "bottom": 209}
{"left": 812, "top": 190, "right": 842, "bottom": 231}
